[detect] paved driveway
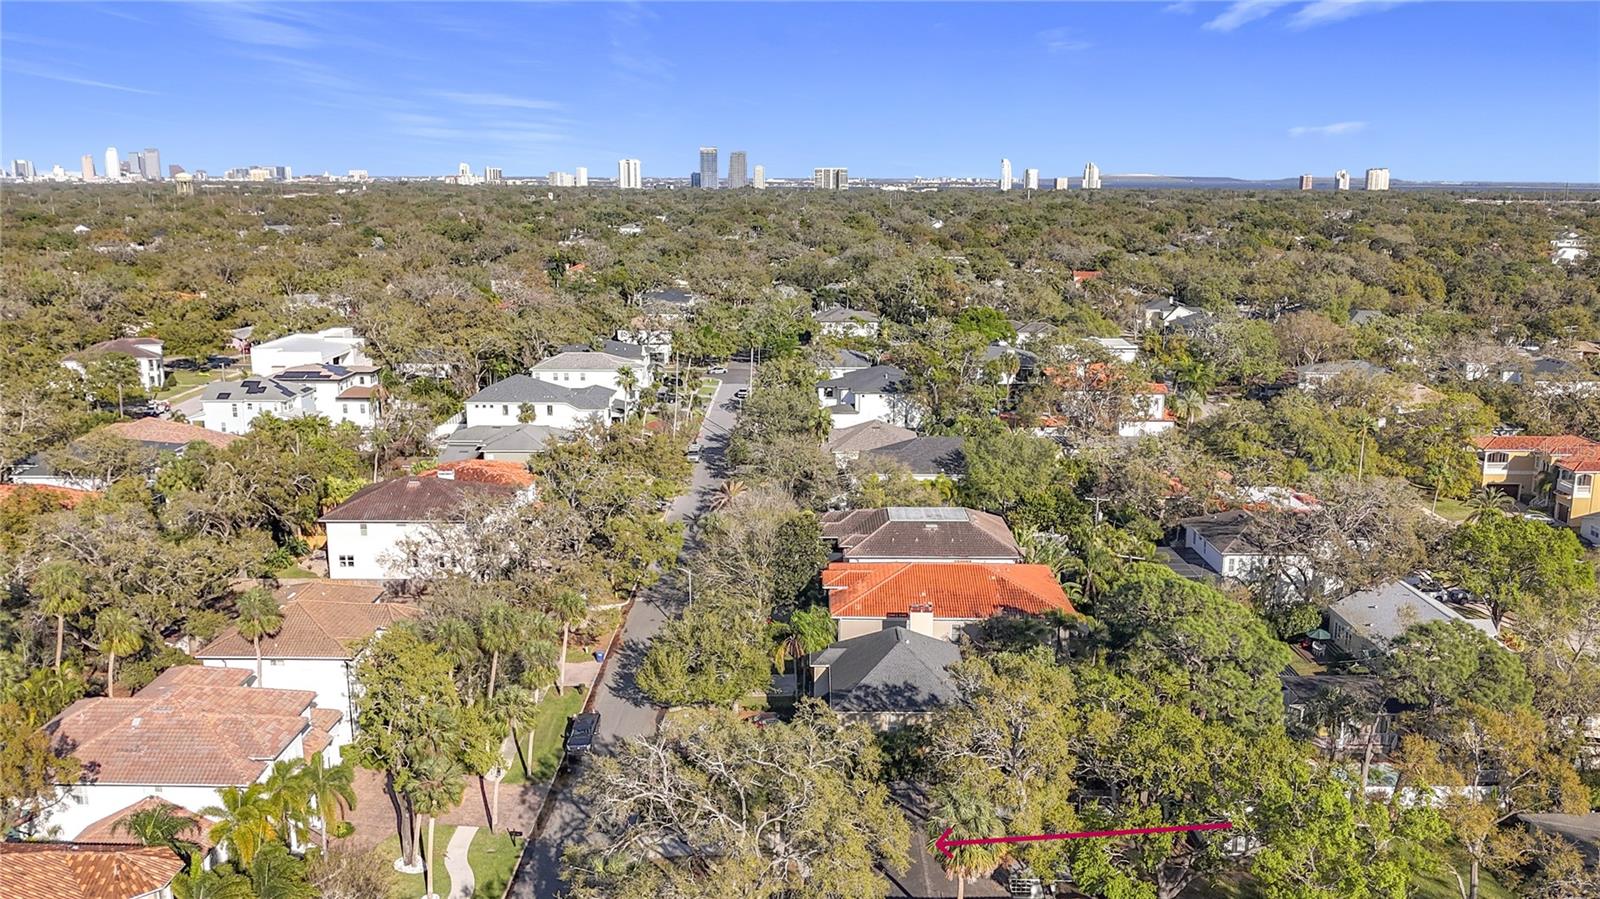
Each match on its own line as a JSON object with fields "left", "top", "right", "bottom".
{"left": 508, "top": 362, "right": 749, "bottom": 897}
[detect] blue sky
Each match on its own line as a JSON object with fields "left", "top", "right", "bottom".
{"left": 3, "top": 2, "right": 1598, "bottom": 182}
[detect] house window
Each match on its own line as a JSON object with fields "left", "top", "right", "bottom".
{"left": 1579, "top": 474, "right": 1593, "bottom": 487}
{"left": 337, "top": 555, "right": 355, "bottom": 568}
{"left": 359, "top": 403, "right": 368, "bottom": 414}
{"left": 1487, "top": 452, "right": 1509, "bottom": 464}
{"left": 546, "top": 405, "right": 554, "bottom": 416}
{"left": 231, "top": 404, "right": 239, "bottom": 418}
{"left": 359, "top": 524, "right": 368, "bottom": 536}
{"left": 341, "top": 404, "right": 349, "bottom": 415}
{"left": 501, "top": 405, "right": 509, "bottom": 415}
{"left": 579, "top": 373, "right": 586, "bottom": 382}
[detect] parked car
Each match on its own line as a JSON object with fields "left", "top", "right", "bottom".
{"left": 734, "top": 388, "right": 749, "bottom": 400}
{"left": 709, "top": 365, "right": 728, "bottom": 375}
{"left": 685, "top": 443, "right": 702, "bottom": 462}
{"left": 565, "top": 712, "right": 600, "bottom": 754}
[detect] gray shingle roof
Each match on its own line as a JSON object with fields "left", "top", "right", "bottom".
{"left": 1177, "top": 510, "right": 1264, "bottom": 555}
{"left": 866, "top": 437, "right": 966, "bottom": 477}
{"left": 202, "top": 377, "right": 305, "bottom": 403}
{"left": 810, "top": 626, "right": 960, "bottom": 713}
{"left": 825, "top": 349, "right": 875, "bottom": 370}
{"left": 320, "top": 476, "right": 516, "bottom": 523}
{"left": 818, "top": 365, "right": 908, "bottom": 394}
{"left": 824, "top": 420, "right": 918, "bottom": 454}
{"left": 531, "top": 351, "right": 644, "bottom": 372}
{"left": 466, "top": 375, "right": 614, "bottom": 409}
{"left": 820, "top": 506, "right": 1022, "bottom": 561}
{"left": 815, "top": 306, "right": 881, "bottom": 324}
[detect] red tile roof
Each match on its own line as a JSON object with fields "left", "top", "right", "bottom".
{"left": 0, "top": 483, "right": 100, "bottom": 507}
{"left": 75, "top": 797, "right": 217, "bottom": 851}
{"left": 1559, "top": 450, "right": 1600, "bottom": 473}
{"left": 44, "top": 665, "right": 316, "bottom": 786}
{"left": 823, "top": 562, "right": 1075, "bottom": 620}
{"left": 1471, "top": 434, "right": 1599, "bottom": 454}
{"left": 336, "top": 386, "right": 377, "bottom": 400}
{"left": 195, "top": 596, "right": 416, "bottom": 660}
{"left": 0, "top": 843, "right": 183, "bottom": 899}
{"left": 101, "top": 417, "right": 240, "bottom": 450}
{"left": 421, "top": 459, "right": 537, "bottom": 487}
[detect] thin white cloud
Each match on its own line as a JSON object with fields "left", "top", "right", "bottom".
{"left": 1204, "top": 0, "right": 1292, "bottom": 31}
{"left": 1206, "top": 0, "right": 1411, "bottom": 32}
{"left": 1038, "top": 27, "right": 1091, "bottom": 54}
{"left": 1288, "top": 0, "right": 1408, "bottom": 30}
{"left": 1163, "top": 2, "right": 1198, "bottom": 14}
{"left": 430, "top": 91, "right": 562, "bottom": 111}
{"left": 5, "top": 59, "right": 158, "bottom": 95}
{"left": 1289, "top": 121, "right": 1368, "bottom": 137}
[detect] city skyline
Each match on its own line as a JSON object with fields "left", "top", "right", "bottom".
{"left": 2, "top": 3, "right": 1596, "bottom": 182}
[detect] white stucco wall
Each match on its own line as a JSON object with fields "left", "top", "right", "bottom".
{"left": 835, "top": 616, "right": 973, "bottom": 642}
{"left": 325, "top": 520, "right": 427, "bottom": 580}
{"left": 464, "top": 401, "right": 602, "bottom": 430}
{"left": 200, "top": 657, "right": 355, "bottom": 749}
{"left": 201, "top": 395, "right": 313, "bottom": 435}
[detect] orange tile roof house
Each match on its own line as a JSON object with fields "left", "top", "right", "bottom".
{"left": 820, "top": 507, "right": 1023, "bottom": 563}
{"left": 195, "top": 581, "right": 415, "bottom": 739}
{"left": 1471, "top": 434, "right": 1600, "bottom": 534}
{"left": 34, "top": 666, "right": 339, "bottom": 842}
{"left": 0, "top": 842, "right": 184, "bottom": 899}
{"left": 823, "top": 561, "right": 1075, "bottom": 641}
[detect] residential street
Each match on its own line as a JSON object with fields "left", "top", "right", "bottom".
{"left": 508, "top": 361, "right": 750, "bottom": 898}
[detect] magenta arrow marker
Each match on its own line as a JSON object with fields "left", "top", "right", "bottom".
{"left": 935, "top": 821, "right": 1233, "bottom": 860}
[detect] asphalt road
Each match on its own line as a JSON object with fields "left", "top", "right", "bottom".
{"left": 508, "top": 362, "right": 750, "bottom": 898}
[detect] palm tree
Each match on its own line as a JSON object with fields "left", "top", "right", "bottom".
{"left": 1465, "top": 487, "right": 1515, "bottom": 523}
{"left": 115, "top": 801, "right": 200, "bottom": 863}
{"left": 927, "top": 787, "right": 1005, "bottom": 899}
{"left": 478, "top": 601, "right": 526, "bottom": 702}
{"left": 491, "top": 683, "right": 539, "bottom": 780}
{"left": 616, "top": 365, "right": 640, "bottom": 415}
{"left": 234, "top": 587, "right": 284, "bottom": 685}
{"left": 34, "top": 560, "right": 87, "bottom": 670}
{"left": 94, "top": 607, "right": 142, "bottom": 698}
{"left": 296, "top": 752, "right": 356, "bottom": 853}
{"left": 171, "top": 863, "right": 253, "bottom": 899}
{"left": 259, "top": 759, "right": 313, "bottom": 850}
{"left": 408, "top": 752, "right": 467, "bottom": 899}
{"left": 247, "top": 843, "right": 316, "bottom": 899}
{"left": 1171, "top": 389, "right": 1204, "bottom": 426}
{"left": 709, "top": 478, "right": 748, "bottom": 512}
{"left": 545, "top": 591, "right": 588, "bottom": 694}
{"left": 202, "top": 784, "right": 275, "bottom": 866}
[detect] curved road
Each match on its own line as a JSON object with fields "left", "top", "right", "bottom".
{"left": 509, "top": 362, "right": 749, "bottom": 897}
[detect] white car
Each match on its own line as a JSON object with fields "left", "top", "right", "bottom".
{"left": 710, "top": 365, "right": 728, "bottom": 374}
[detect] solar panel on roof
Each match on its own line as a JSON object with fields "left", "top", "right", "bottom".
{"left": 886, "top": 507, "right": 968, "bottom": 522}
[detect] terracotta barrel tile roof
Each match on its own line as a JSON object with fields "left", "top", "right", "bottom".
{"left": 75, "top": 797, "right": 217, "bottom": 851}
{"left": 0, "top": 483, "right": 100, "bottom": 507}
{"left": 421, "top": 459, "right": 537, "bottom": 487}
{"left": 101, "top": 417, "right": 240, "bottom": 449}
{"left": 196, "top": 597, "right": 416, "bottom": 660}
{"left": 0, "top": 842, "right": 183, "bottom": 899}
{"left": 1471, "top": 434, "right": 1599, "bottom": 453}
{"left": 44, "top": 665, "right": 317, "bottom": 786}
{"left": 823, "top": 562, "right": 1075, "bottom": 620}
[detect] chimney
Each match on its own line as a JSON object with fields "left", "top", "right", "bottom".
{"left": 907, "top": 601, "right": 935, "bottom": 637}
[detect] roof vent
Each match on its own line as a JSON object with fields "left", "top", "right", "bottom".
{"left": 405, "top": 479, "right": 421, "bottom": 490}
{"left": 130, "top": 717, "right": 142, "bottom": 729}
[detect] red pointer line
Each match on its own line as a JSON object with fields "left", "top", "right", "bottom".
{"left": 936, "top": 821, "right": 1233, "bottom": 859}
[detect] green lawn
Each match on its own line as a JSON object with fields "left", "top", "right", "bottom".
{"left": 273, "top": 564, "right": 319, "bottom": 580}
{"left": 1286, "top": 654, "right": 1324, "bottom": 676}
{"left": 501, "top": 686, "right": 585, "bottom": 786}
{"left": 1430, "top": 495, "right": 1474, "bottom": 523}
{"left": 1411, "top": 852, "right": 1515, "bottom": 899}
{"left": 156, "top": 367, "right": 238, "bottom": 400}
{"left": 466, "top": 828, "right": 521, "bottom": 898}
{"left": 565, "top": 645, "right": 597, "bottom": 663}
{"left": 379, "top": 823, "right": 452, "bottom": 899}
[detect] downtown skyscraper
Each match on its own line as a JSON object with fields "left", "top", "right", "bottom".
{"left": 1082, "top": 162, "right": 1102, "bottom": 190}
{"left": 999, "top": 158, "right": 1012, "bottom": 191}
{"left": 698, "top": 147, "right": 718, "bottom": 189}
{"left": 728, "top": 151, "right": 748, "bottom": 189}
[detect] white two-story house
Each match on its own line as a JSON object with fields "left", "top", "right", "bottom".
{"left": 199, "top": 377, "right": 314, "bottom": 435}
{"left": 815, "top": 306, "right": 881, "bottom": 339}
{"left": 320, "top": 474, "right": 523, "bottom": 581}
{"left": 818, "top": 365, "right": 921, "bottom": 430}
{"left": 194, "top": 580, "right": 417, "bottom": 744}
{"left": 249, "top": 327, "right": 369, "bottom": 377}
{"left": 62, "top": 337, "right": 166, "bottom": 391}
{"left": 273, "top": 364, "right": 381, "bottom": 428}
{"left": 35, "top": 666, "right": 341, "bottom": 841}
{"left": 463, "top": 375, "right": 617, "bottom": 430}
{"left": 529, "top": 344, "right": 651, "bottom": 410}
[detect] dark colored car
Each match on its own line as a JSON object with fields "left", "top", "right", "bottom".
{"left": 565, "top": 712, "right": 600, "bottom": 754}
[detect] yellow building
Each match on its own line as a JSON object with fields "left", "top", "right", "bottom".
{"left": 1471, "top": 435, "right": 1600, "bottom": 531}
